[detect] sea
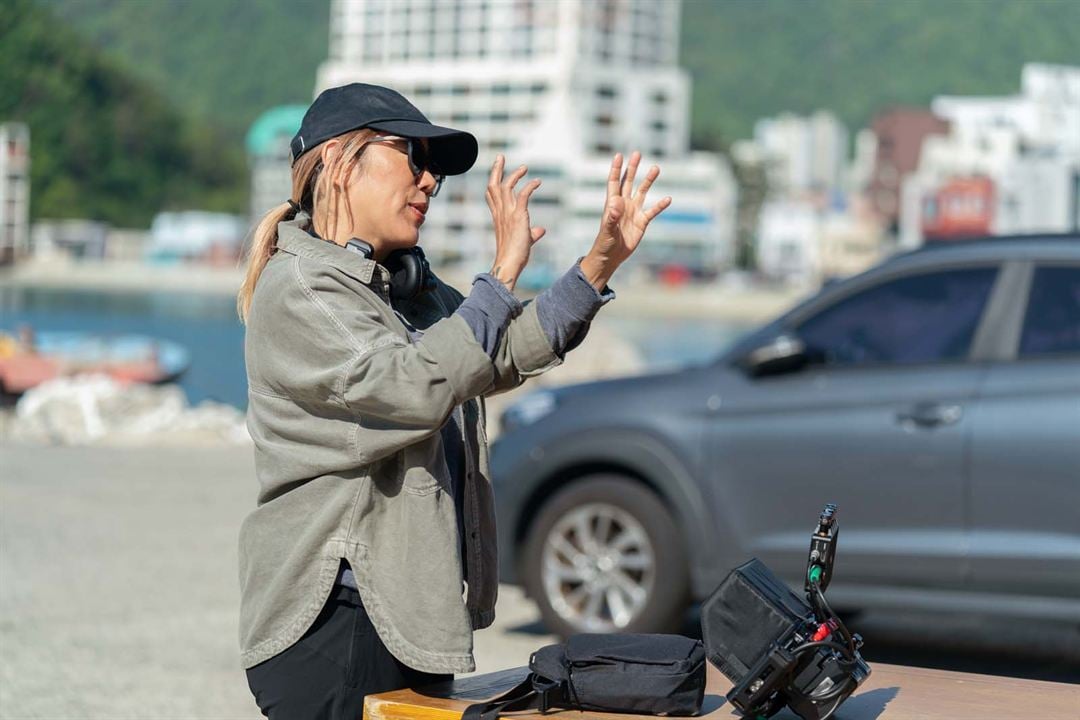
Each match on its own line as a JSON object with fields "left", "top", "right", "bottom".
{"left": 0, "top": 287, "right": 750, "bottom": 409}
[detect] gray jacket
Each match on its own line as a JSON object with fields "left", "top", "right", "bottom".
{"left": 239, "top": 215, "right": 562, "bottom": 672}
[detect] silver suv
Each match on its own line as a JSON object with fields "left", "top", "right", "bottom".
{"left": 491, "top": 237, "right": 1080, "bottom": 638}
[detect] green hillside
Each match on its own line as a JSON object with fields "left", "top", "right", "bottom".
{"left": 1, "top": 0, "right": 245, "bottom": 225}
{"left": 681, "top": 0, "right": 1080, "bottom": 148}
{"left": 12, "top": 0, "right": 1080, "bottom": 226}
{"left": 38, "top": 0, "right": 330, "bottom": 141}
{"left": 39, "top": 0, "right": 1080, "bottom": 152}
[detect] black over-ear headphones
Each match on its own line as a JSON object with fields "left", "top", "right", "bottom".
{"left": 344, "top": 238, "right": 436, "bottom": 301}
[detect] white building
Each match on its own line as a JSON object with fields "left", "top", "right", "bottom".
{"left": 315, "top": 0, "right": 736, "bottom": 276}
{"left": 146, "top": 211, "right": 248, "bottom": 264}
{"left": 901, "top": 63, "right": 1080, "bottom": 248}
{"left": 757, "top": 197, "right": 883, "bottom": 284}
{"left": 753, "top": 111, "right": 849, "bottom": 197}
{"left": 756, "top": 199, "right": 821, "bottom": 283}
{"left": 30, "top": 219, "right": 108, "bottom": 259}
{"left": 0, "top": 123, "right": 31, "bottom": 265}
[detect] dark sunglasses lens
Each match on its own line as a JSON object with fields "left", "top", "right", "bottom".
{"left": 408, "top": 140, "right": 430, "bottom": 175}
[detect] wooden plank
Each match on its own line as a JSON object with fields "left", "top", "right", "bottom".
{"left": 364, "top": 663, "right": 1080, "bottom": 720}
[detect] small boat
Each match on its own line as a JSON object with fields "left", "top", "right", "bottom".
{"left": 0, "top": 328, "right": 190, "bottom": 397}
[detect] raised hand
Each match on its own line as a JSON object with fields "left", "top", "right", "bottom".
{"left": 485, "top": 154, "right": 546, "bottom": 291}
{"left": 581, "top": 151, "right": 672, "bottom": 290}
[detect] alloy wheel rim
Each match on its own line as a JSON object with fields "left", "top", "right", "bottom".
{"left": 541, "top": 502, "right": 655, "bottom": 632}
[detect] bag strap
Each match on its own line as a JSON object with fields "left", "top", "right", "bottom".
{"left": 462, "top": 674, "right": 561, "bottom": 720}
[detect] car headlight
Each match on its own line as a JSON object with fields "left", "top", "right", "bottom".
{"left": 501, "top": 390, "right": 557, "bottom": 433}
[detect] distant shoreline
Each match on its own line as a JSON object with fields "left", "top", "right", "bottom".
{"left": 0, "top": 259, "right": 809, "bottom": 323}
{"left": 0, "top": 259, "right": 245, "bottom": 297}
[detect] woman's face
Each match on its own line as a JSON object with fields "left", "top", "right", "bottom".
{"left": 336, "top": 136, "right": 440, "bottom": 257}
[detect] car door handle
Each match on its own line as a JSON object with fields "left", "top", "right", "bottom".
{"left": 896, "top": 403, "right": 964, "bottom": 429}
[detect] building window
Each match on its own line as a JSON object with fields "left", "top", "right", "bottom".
{"left": 596, "top": 85, "right": 617, "bottom": 100}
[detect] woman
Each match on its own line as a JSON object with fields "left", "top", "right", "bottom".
{"left": 237, "top": 83, "right": 670, "bottom": 719}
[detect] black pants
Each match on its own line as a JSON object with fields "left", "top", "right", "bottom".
{"left": 246, "top": 584, "right": 452, "bottom": 719}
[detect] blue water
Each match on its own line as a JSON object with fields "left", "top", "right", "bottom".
{"left": 1, "top": 287, "right": 248, "bottom": 408}
{"left": 0, "top": 287, "right": 751, "bottom": 409}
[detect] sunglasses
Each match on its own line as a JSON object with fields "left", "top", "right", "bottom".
{"left": 368, "top": 135, "right": 445, "bottom": 197}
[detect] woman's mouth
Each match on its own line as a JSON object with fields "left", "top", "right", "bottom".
{"left": 408, "top": 204, "right": 426, "bottom": 225}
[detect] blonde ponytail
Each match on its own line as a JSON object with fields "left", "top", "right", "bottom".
{"left": 237, "top": 201, "right": 293, "bottom": 322}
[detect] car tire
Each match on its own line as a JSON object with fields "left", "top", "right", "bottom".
{"left": 522, "top": 474, "right": 689, "bottom": 639}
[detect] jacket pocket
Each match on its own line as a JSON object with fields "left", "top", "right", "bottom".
{"left": 401, "top": 435, "right": 450, "bottom": 496}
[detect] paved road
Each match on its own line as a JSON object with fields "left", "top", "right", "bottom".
{"left": 1, "top": 445, "right": 1075, "bottom": 719}
{"left": 0, "top": 445, "right": 555, "bottom": 719}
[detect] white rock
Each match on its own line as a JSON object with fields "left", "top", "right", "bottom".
{"left": 11, "top": 375, "right": 250, "bottom": 447}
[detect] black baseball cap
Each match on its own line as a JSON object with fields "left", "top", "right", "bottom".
{"left": 290, "top": 83, "right": 478, "bottom": 175}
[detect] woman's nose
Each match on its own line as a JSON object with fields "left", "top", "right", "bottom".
{"left": 417, "top": 169, "right": 438, "bottom": 194}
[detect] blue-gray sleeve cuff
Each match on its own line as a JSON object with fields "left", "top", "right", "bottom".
{"left": 455, "top": 273, "right": 523, "bottom": 358}
{"left": 535, "top": 259, "right": 616, "bottom": 358}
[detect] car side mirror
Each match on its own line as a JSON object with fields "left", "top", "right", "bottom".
{"left": 742, "top": 334, "right": 809, "bottom": 377}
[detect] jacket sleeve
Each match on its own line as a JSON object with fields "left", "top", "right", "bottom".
{"left": 484, "top": 299, "right": 564, "bottom": 397}
{"left": 434, "top": 277, "right": 564, "bottom": 399}
{"left": 337, "top": 308, "right": 498, "bottom": 463}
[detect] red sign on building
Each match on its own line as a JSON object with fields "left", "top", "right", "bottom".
{"left": 922, "top": 176, "right": 995, "bottom": 240}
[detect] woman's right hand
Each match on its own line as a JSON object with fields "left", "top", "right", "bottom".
{"left": 485, "top": 155, "right": 546, "bottom": 292}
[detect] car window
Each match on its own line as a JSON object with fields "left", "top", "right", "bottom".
{"left": 795, "top": 267, "right": 998, "bottom": 367}
{"left": 1019, "top": 266, "right": 1080, "bottom": 358}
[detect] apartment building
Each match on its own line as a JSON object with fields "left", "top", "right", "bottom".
{"left": 901, "top": 63, "right": 1080, "bottom": 247}
{"left": 0, "top": 123, "right": 30, "bottom": 265}
{"left": 315, "top": 0, "right": 736, "bottom": 276}
{"left": 752, "top": 111, "right": 850, "bottom": 198}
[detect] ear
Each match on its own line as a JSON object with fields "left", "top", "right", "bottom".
{"left": 320, "top": 137, "right": 342, "bottom": 168}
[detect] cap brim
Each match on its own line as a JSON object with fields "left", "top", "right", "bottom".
{"left": 367, "top": 120, "right": 478, "bottom": 175}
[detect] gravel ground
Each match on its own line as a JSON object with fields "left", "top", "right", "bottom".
{"left": 0, "top": 445, "right": 553, "bottom": 720}
{"left": 2, "top": 444, "right": 1076, "bottom": 719}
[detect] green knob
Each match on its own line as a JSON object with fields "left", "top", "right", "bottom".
{"left": 808, "top": 565, "right": 823, "bottom": 583}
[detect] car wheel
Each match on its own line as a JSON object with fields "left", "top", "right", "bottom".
{"left": 522, "top": 474, "right": 689, "bottom": 638}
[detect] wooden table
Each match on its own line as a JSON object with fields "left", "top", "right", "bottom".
{"left": 365, "top": 663, "right": 1079, "bottom": 720}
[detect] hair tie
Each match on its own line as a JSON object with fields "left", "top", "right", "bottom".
{"left": 287, "top": 199, "right": 301, "bottom": 214}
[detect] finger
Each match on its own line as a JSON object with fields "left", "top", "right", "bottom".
{"left": 602, "top": 196, "right": 625, "bottom": 228}
{"left": 643, "top": 196, "right": 673, "bottom": 222}
{"left": 489, "top": 154, "right": 504, "bottom": 186}
{"left": 504, "top": 164, "right": 528, "bottom": 194}
{"left": 518, "top": 178, "right": 542, "bottom": 205}
{"left": 530, "top": 226, "right": 546, "bottom": 243}
{"left": 606, "top": 153, "right": 623, "bottom": 199}
{"left": 634, "top": 166, "right": 660, "bottom": 205}
{"left": 620, "top": 151, "right": 641, "bottom": 198}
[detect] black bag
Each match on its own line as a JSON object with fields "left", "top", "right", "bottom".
{"left": 700, "top": 558, "right": 815, "bottom": 684}
{"left": 463, "top": 634, "right": 707, "bottom": 720}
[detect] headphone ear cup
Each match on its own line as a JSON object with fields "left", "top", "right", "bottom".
{"left": 413, "top": 246, "right": 437, "bottom": 294}
{"left": 387, "top": 248, "right": 434, "bottom": 301}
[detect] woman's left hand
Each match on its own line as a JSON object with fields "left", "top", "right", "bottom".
{"left": 580, "top": 151, "right": 671, "bottom": 291}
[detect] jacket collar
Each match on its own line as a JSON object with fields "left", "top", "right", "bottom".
{"left": 275, "top": 212, "right": 381, "bottom": 286}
